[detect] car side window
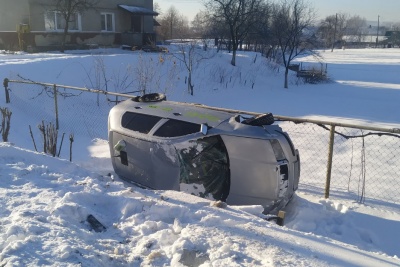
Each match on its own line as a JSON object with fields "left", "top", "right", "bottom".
{"left": 121, "top": 112, "right": 161, "bottom": 134}
{"left": 154, "top": 119, "right": 201, "bottom": 137}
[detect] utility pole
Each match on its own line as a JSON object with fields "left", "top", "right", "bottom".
{"left": 376, "top": 15, "right": 380, "bottom": 48}
{"left": 331, "top": 13, "right": 338, "bottom": 52}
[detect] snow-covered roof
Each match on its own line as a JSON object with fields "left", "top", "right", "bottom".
{"left": 342, "top": 35, "right": 388, "bottom": 43}
{"left": 118, "top": 5, "right": 158, "bottom": 16}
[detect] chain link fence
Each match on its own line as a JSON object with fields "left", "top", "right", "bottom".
{"left": 2, "top": 79, "right": 128, "bottom": 160}
{"left": 276, "top": 120, "right": 400, "bottom": 208}
{"left": 3, "top": 79, "right": 138, "bottom": 137}
{"left": 2, "top": 79, "right": 400, "bottom": 210}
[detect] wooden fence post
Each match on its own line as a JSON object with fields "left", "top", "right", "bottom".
{"left": 325, "top": 125, "right": 336, "bottom": 198}
{"left": 3, "top": 78, "right": 10, "bottom": 103}
{"left": 53, "top": 84, "right": 59, "bottom": 130}
{"left": 69, "top": 134, "right": 74, "bottom": 162}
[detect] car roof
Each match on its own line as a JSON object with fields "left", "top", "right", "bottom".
{"left": 114, "top": 98, "right": 236, "bottom": 127}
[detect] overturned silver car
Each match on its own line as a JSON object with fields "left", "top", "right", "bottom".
{"left": 108, "top": 94, "right": 300, "bottom": 213}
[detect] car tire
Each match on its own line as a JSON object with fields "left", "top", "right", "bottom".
{"left": 242, "top": 113, "right": 274, "bottom": 126}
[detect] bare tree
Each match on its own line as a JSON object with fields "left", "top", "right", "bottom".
{"left": 165, "top": 6, "right": 180, "bottom": 39}
{"left": 206, "top": 14, "right": 230, "bottom": 52}
{"left": 248, "top": 1, "right": 273, "bottom": 54}
{"left": 191, "top": 11, "right": 209, "bottom": 48}
{"left": 156, "top": 6, "right": 190, "bottom": 41}
{"left": 345, "top": 15, "right": 367, "bottom": 44}
{"left": 391, "top": 22, "right": 400, "bottom": 31}
{"left": 191, "top": 11, "right": 221, "bottom": 50}
{"left": 172, "top": 42, "right": 216, "bottom": 95}
{"left": 38, "top": 121, "right": 58, "bottom": 156}
{"left": 317, "top": 13, "right": 348, "bottom": 50}
{"left": 205, "top": 0, "right": 263, "bottom": 66}
{"left": 50, "top": 0, "right": 98, "bottom": 52}
{"left": 153, "top": 2, "right": 162, "bottom": 15}
{"left": 271, "top": 0, "right": 316, "bottom": 88}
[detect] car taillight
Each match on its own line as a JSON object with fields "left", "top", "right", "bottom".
{"left": 275, "top": 130, "right": 296, "bottom": 156}
{"left": 270, "top": 139, "right": 286, "bottom": 161}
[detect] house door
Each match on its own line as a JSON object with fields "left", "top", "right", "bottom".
{"left": 131, "top": 15, "right": 142, "bottom": 33}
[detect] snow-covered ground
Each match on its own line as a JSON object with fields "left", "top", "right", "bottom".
{"left": 0, "top": 47, "right": 399, "bottom": 266}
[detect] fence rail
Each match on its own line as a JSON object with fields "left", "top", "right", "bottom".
{"left": 3, "top": 79, "right": 400, "bottom": 209}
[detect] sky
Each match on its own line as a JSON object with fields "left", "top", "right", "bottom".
{"left": 155, "top": 0, "right": 400, "bottom": 24}
{"left": 1, "top": 46, "right": 400, "bottom": 266}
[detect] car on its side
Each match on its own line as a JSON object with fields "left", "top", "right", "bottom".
{"left": 108, "top": 94, "right": 300, "bottom": 213}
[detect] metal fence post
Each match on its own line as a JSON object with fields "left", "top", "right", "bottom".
{"left": 3, "top": 78, "right": 10, "bottom": 103}
{"left": 53, "top": 84, "right": 59, "bottom": 130}
{"left": 325, "top": 125, "right": 336, "bottom": 198}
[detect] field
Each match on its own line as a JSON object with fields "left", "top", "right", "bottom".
{"left": 0, "top": 47, "right": 399, "bottom": 266}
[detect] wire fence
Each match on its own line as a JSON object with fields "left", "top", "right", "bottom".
{"left": 2, "top": 79, "right": 400, "bottom": 210}
{"left": 276, "top": 120, "right": 400, "bottom": 209}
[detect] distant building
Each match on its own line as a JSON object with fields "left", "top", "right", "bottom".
{"left": 384, "top": 31, "right": 400, "bottom": 47}
{"left": 342, "top": 35, "right": 388, "bottom": 47}
{"left": 0, "top": 0, "right": 158, "bottom": 51}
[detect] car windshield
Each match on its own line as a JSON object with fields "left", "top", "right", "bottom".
{"left": 177, "top": 135, "right": 230, "bottom": 201}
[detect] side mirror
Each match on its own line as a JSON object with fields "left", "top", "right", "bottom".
{"left": 200, "top": 123, "right": 208, "bottom": 135}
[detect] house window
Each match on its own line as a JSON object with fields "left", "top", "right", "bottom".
{"left": 45, "top": 11, "right": 81, "bottom": 31}
{"left": 101, "top": 13, "right": 114, "bottom": 32}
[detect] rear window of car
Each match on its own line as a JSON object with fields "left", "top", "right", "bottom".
{"left": 121, "top": 112, "right": 161, "bottom": 134}
{"left": 154, "top": 119, "right": 201, "bottom": 137}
